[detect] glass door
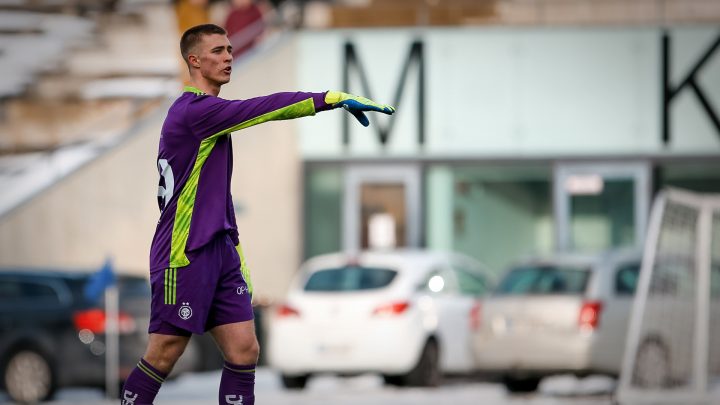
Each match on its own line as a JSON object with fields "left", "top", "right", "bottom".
{"left": 554, "top": 162, "right": 650, "bottom": 252}
{"left": 343, "top": 165, "right": 421, "bottom": 252}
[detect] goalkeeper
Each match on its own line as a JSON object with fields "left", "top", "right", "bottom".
{"left": 120, "top": 23, "right": 394, "bottom": 405}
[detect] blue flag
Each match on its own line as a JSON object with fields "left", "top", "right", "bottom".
{"left": 84, "top": 257, "right": 116, "bottom": 302}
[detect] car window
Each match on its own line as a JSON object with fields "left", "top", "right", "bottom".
{"left": 0, "top": 279, "right": 61, "bottom": 306}
{"left": 712, "top": 265, "right": 720, "bottom": 299}
{"left": 615, "top": 263, "right": 641, "bottom": 296}
{"left": 0, "top": 280, "right": 23, "bottom": 301}
{"left": 495, "top": 265, "right": 590, "bottom": 295}
{"left": 118, "top": 277, "right": 151, "bottom": 298}
{"left": 304, "top": 266, "right": 397, "bottom": 292}
{"left": 453, "top": 267, "right": 489, "bottom": 296}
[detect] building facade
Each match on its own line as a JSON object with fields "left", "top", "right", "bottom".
{"left": 298, "top": 26, "right": 720, "bottom": 276}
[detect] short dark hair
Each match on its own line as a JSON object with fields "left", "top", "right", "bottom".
{"left": 180, "top": 24, "right": 227, "bottom": 64}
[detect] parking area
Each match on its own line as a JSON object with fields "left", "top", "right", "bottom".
{"left": 0, "top": 368, "right": 617, "bottom": 405}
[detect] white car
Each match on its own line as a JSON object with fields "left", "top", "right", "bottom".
{"left": 267, "top": 249, "right": 494, "bottom": 389}
{"left": 472, "top": 249, "right": 642, "bottom": 393}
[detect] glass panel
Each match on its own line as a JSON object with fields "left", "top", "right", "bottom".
{"left": 453, "top": 267, "right": 489, "bottom": 296}
{"left": 304, "top": 267, "right": 397, "bottom": 291}
{"left": 710, "top": 212, "right": 720, "bottom": 374}
{"left": 360, "top": 183, "right": 406, "bottom": 249}
{"left": 0, "top": 280, "right": 61, "bottom": 305}
{"left": 304, "top": 166, "right": 342, "bottom": 259}
{"left": 22, "top": 282, "right": 59, "bottom": 301}
{"left": 494, "top": 265, "right": 590, "bottom": 295}
{"left": 0, "top": 280, "right": 22, "bottom": 301}
{"left": 570, "top": 178, "right": 635, "bottom": 252}
{"left": 448, "top": 165, "right": 552, "bottom": 277}
{"left": 118, "top": 276, "right": 151, "bottom": 298}
{"left": 615, "top": 263, "right": 641, "bottom": 296}
{"left": 658, "top": 162, "right": 720, "bottom": 193}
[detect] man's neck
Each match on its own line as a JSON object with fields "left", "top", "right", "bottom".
{"left": 189, "top": 78, "right": 221, "bottom": 97}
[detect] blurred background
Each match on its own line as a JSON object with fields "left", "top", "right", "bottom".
{"left": 0, "top": 0, "right": 719, "bottom": 403}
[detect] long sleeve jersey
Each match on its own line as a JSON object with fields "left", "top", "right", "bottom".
{"left": 150, "top": 86, "right": 333, "bottom": 272}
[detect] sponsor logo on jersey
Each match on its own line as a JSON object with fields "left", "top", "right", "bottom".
{"left": 179, "top": 302, "right": 193, "bottom": 320}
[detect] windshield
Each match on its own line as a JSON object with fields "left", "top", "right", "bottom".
{"left": 304, "top": 266, "right": 397, "bottom": 292}
{"left": 495, "top": 265, "right": 590, "bottom": 295}
{"left": 118, "top": 277, "right": 151, "bottom": 298}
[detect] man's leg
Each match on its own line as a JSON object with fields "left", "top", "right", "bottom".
{"left": 121, "top": 332, "right": 191, "bottom": 405}
{"left": 211, "top": 320, "right": 259, "bottom": 405}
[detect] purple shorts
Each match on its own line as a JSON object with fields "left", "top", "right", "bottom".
{"left": 148, "top": 233, "right": 253, "bottom": 336}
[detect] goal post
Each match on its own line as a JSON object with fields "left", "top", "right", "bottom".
{"left": 617, "top": 188, "right": 720, "bottom": 405}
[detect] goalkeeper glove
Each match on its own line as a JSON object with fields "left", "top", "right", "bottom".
{"left": 325, "top": 91, "right": 395, "bottom": 127}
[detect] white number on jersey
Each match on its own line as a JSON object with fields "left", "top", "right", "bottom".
{"left": 157, "top": 158, "right": 174, "bottom": 211}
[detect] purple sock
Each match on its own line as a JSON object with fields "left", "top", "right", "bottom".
{"left": 219, "top": 361, "right": 256, "bottom": 405}
{"left": 121, "top": 358, "right": 167, "bottom": 405}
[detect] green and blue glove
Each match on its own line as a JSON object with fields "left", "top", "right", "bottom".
{"left": 325, "top": 91, "right": 395, "bottom": 127}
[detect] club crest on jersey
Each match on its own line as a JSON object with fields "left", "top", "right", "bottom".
{"left": 178, "top": 302, "right": 193, "bottom": 320}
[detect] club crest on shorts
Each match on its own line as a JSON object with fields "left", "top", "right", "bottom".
{"left": 178, "top": 302, "right": 193, "bottom": 320}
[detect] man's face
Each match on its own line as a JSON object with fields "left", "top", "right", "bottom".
{"left": 192, "top": 33, "right": 233, "bottom": 86}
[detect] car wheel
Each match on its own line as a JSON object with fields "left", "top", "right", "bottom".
{"left": 403, "top": 340, "right": 441, "bottom": 387}
{"left": 382, "top": 374, "right": 405, "bottom": 387}
{"left": 633, "top": 338, "right": 670, "bottom": 388}
{"left": 281, "top": 374, "right": 308, "bottom": 390}
{"left": 503, "top": 376, "right": 541, "bottom": 393}
{"left": 3, "top": 349, "right": 56, "bottom": 403}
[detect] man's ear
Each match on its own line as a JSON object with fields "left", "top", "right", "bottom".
{"left": 188, "top": 54, "right": 201, "bottom": 69}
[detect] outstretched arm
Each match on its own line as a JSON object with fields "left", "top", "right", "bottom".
{"left": 188, "top": 90, "right": 395, "bottom": 140}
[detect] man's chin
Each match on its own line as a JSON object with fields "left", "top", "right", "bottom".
{"left": 212, "top": 76, "right": 231, "bottom": 86}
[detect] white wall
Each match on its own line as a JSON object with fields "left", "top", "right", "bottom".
{"left": 0, "top": 109, "right": 161, "bottom": 273}
{"left": 298, "top": 26, "right": 720, "bottom": 158}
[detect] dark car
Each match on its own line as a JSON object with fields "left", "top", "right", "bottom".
{"left": 0, "top": 270, "right": 218, "bottom": 403}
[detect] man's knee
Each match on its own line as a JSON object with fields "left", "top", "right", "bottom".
{"left": 224, "top": 335, "right": 259, "bottom": 365}
{"left": 144, "top": 334, "right": 190, "bottom": 373}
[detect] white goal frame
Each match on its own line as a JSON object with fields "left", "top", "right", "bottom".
{"left": 617, "top": 188, "right": 720, "bottom": 405}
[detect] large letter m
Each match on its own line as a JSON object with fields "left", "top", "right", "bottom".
{"left": 343, "top": 40, "right": 425, "bottom": 147}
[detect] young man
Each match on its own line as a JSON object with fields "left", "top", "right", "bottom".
{"left": 120, "top": 24, "right": 394, "bottom": 405}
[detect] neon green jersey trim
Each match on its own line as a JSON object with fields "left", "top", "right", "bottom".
{"left": 205, "top": 96, "right": 316, "bottom": 141}
{"left": 169, "top": 136, "right": 217, "bottom": 268}
{"left": 236, "top": 242, "right": 253, "bottom": 296}
{"left": 164, "top": 268, "right": 177, "bottom": 304}
{"left": 183, "top": 86, "right": 205, "bottom": 95}
{"left": 168, "top": 97, "right": 316, "bottom": 268}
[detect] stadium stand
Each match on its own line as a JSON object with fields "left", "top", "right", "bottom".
{"left": 0, "top": 0, "right": 179, "bottom": 218}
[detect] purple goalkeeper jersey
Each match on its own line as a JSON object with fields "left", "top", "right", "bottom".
{"left": 150, "top": 86, "right": 332, "bottom": 271}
